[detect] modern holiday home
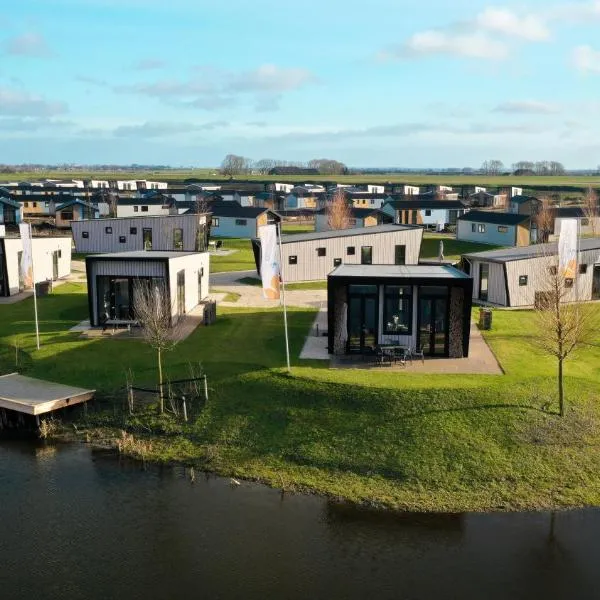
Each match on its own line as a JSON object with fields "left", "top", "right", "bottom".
{"left": 72, "top": 213, "right": 210, "bottom": 254}
{"left": 55, "top": 199, "right": 99, "bottom": 228}
{"left": 314, "top": 207, "right": 393, "bottom": 232}
{"left": 457, "top": 211, "right": 532, "bottom": 247}
{"left": 327, "top": 264, "right": 473, "bottom": 357}
{"left": 208, "top": 202, "right": 281, "bottom": 238}
{"left": 253, "top": 224, "right": 423, "bottom": 283}
{"left": 85, "top": 251, "right": 210, "bottom": 327}
{"left": 0, "top": 236, "right": 72, "bottom": 297}
{"left": 462, "top": 237, "right": 600, "bottom": 307}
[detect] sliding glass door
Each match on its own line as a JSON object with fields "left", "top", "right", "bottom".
{"left": 417, "top": 287, "right": 449, "bottom": 357}
{"left": 347, "top": 285, "right": 378, "bottom": 353}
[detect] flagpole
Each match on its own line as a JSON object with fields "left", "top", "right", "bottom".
{"left": 30, "top": 223, "right": 40, "bottom": 350}
{"left": 277, "top": 222, "right": 291, "bottom": 372}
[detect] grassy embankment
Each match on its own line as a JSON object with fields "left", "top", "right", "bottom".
{"left": 2, "top": 282, "right": 600, "bottom": 512}
{"left": 1, "top": 169, "right": 599, "bottom": 188}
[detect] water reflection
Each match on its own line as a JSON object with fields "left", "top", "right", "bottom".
{"left": 0, "top": 440, "right": 599, "bottom": 600}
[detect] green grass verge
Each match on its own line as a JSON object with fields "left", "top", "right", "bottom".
{"left": 282, "top": 224, "right": 315, "bottom": 233}
{"left": 420, "top": 233, "right": 501, "bottom": 261}
{"left": 210, "top": 238, "right": 255, "bottom": 273}
{"left": 3, "top": 283, "right": 600, "bottom": 512}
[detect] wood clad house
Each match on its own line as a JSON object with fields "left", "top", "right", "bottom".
{"left": 457, "top": 211, "right": 531, "bottom": 247}
{"left": 0, "top": 192, "right": 22, "bottom": 225}
{"left": 327, "top": 264, "right": 473, "bottom": 357}
{"left": 509, "top": 195, "right": 539, "bottom": 215}
{"left": 116, "top": 192, "right": 172, "bottom": 218}
{"left": 208, "top": 202, "right": 281, "bottom": 238}
{"left": 314, "top": 207, "right": 393, "bottom": 232}
{"left": 0, "top": 236, "right": 71, "bottom": 296}
{"left": 72, "top": 213, "right": 209, "bottom": 254}
{"left": 55, "top": 199, "right": 99, "bottom": 228}
{"left": 381, "top": 199, "right": 466, "bottom": 230}
{"left": 85, "top": 251, "right": 209, "bottom": 327}
{"left": 462, "top": 237, "right": 600, "bottom": 307}
{"left": 253, "top": 224, "right": 423, "bottom": 283}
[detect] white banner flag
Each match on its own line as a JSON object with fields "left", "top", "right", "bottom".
{"left": 558, "top": 218, "right": 578, "bottom": 279}
{"left": 19, "top": 223, "right": 34, "bottom": 289}
{"left": 259, "top": 224, "right": 281, "bottom": 300}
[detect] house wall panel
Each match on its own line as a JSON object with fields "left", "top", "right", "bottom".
{"left": 281, "top": 228, "right": 423, "bottom": 282}
{"left": 72, "top": 214, "right": 206, "bottom": 253}
{"left": 2, "top": 237, "right": 71, "bottom": 295}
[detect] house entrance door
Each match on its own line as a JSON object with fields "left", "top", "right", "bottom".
{"left": 347, "top": 285, "right": 378, "bottom": 353}
{"left": 592, "top": 265, "right": 600, "bottom": 301}
{"left": 417, "top": 294, "right": 448, "bottom": 357}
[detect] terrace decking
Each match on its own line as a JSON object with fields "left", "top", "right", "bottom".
{"left": 0, "top": 373, "right": 95, "bottom": 417}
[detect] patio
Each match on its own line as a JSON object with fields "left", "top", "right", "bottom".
{"left": 329, "top": 323, "right": 503, "bottom": 374}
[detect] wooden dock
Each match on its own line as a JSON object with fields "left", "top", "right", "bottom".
{"left": 0, "top": 373, "right": 95, "bottom": 417}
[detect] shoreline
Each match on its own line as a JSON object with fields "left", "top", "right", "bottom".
{"left": 50, "top": 424, "right": 600, "bottom": 514}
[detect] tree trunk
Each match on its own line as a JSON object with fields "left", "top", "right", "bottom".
{"left": 157, "top": 347, "right": 164, "bottom": 414}
{"left": 558, "top": 358, "right": 564, "bottom": 417}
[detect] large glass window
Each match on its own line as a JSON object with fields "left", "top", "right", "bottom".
{"left": 384, "top": 286, "right": 412, "bottom": 335}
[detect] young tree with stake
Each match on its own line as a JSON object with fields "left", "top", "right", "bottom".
{"left": 533, "top": 249, "right": 598, "bottom": 417}
{"left": 133, "top": 280, "right": 182, "bottom": 414}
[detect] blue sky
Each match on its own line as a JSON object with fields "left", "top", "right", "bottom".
{"left": 1, "top": 0, "right": 599, "bottom": 167}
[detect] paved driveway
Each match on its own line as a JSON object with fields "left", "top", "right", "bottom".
{"left": 210, "top": 271, "right": 326, "bottom": 309}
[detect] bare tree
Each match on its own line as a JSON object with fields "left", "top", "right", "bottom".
{"left": 533, "top": 252, "right": 598, "bottom": 416}
{"left": 220, "top": 154, "right": 250, "bottom": 178}
{"left": 534, "top": 197, "right": 556, "bottom": 243}
{"left": 481, "top": 159, "right": 504, "bottom": 175}
{"left": 582, "top": 186, "right": 599, "bottom": 236}
{"left": 133, "top": 280, "right": 181, "bottom": 414}
{"left": 326, "top": 189, "right": 352, "bottom": 230}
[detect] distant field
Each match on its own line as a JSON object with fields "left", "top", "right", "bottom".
{"left": 1, "top": 169, "right": 599, "bottom": 189}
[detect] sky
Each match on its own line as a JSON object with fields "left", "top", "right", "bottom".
{"left": 0, "top": 0, "right": 599, "bottom": 168}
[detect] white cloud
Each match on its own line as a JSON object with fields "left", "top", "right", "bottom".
{"left": 4, "top": 32, "right": 53, "bottom": 57}
{"left": 227, "top": 64, "right": 317, "bottom": 93}
{"left": 0, "top": 87, "right": 67, "bottom": 116}
{"left": 113, "top": 120, "right": 228, "bottom": 138}
{"left": 493, "top": 100, "right": 560, "bottom": 114}
{"left": 549, "top": 1, "right": 600, "bottom": 21}
{"left": 572, "top": 45, "right": 600, "bottom": 73}
{"left": 475, "top": 8, "right": 550, "bottom": 41}
{"left": 397, "top": 30, "right": 509, "bottom": 60}
{"left": 115, "top": 64, "right": 317, "bottom": 112}
{"left": 0, "top": 117, "right": 74, "bottom": 132}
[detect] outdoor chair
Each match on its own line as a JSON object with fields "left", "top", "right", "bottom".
{"left": 411, "top": 345, "right": 425, "bottom": 364}
{"left": 391, "top": 347, "right": 407, "bottom": 367}
{"left": 374, "top": 346, "right": 392, "bottom": 367}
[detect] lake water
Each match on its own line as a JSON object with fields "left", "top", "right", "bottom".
{"left": 1, "top": 440, "right": 599, "bottom": 600}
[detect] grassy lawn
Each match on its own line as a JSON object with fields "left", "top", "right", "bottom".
{"left": 2, "top": 170, "right": 599, "bottom": 188}
{"left": 420, "top": 233, "right": 501, "bottom": 261}
{"left": 281, "top": 223, "right": 314, "bottom": 233}
{"left": 210, "top": 238, "right": 255, "bottom": 272}
{"left": 2, "top": 283, "right": 600, "bottom": 512}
